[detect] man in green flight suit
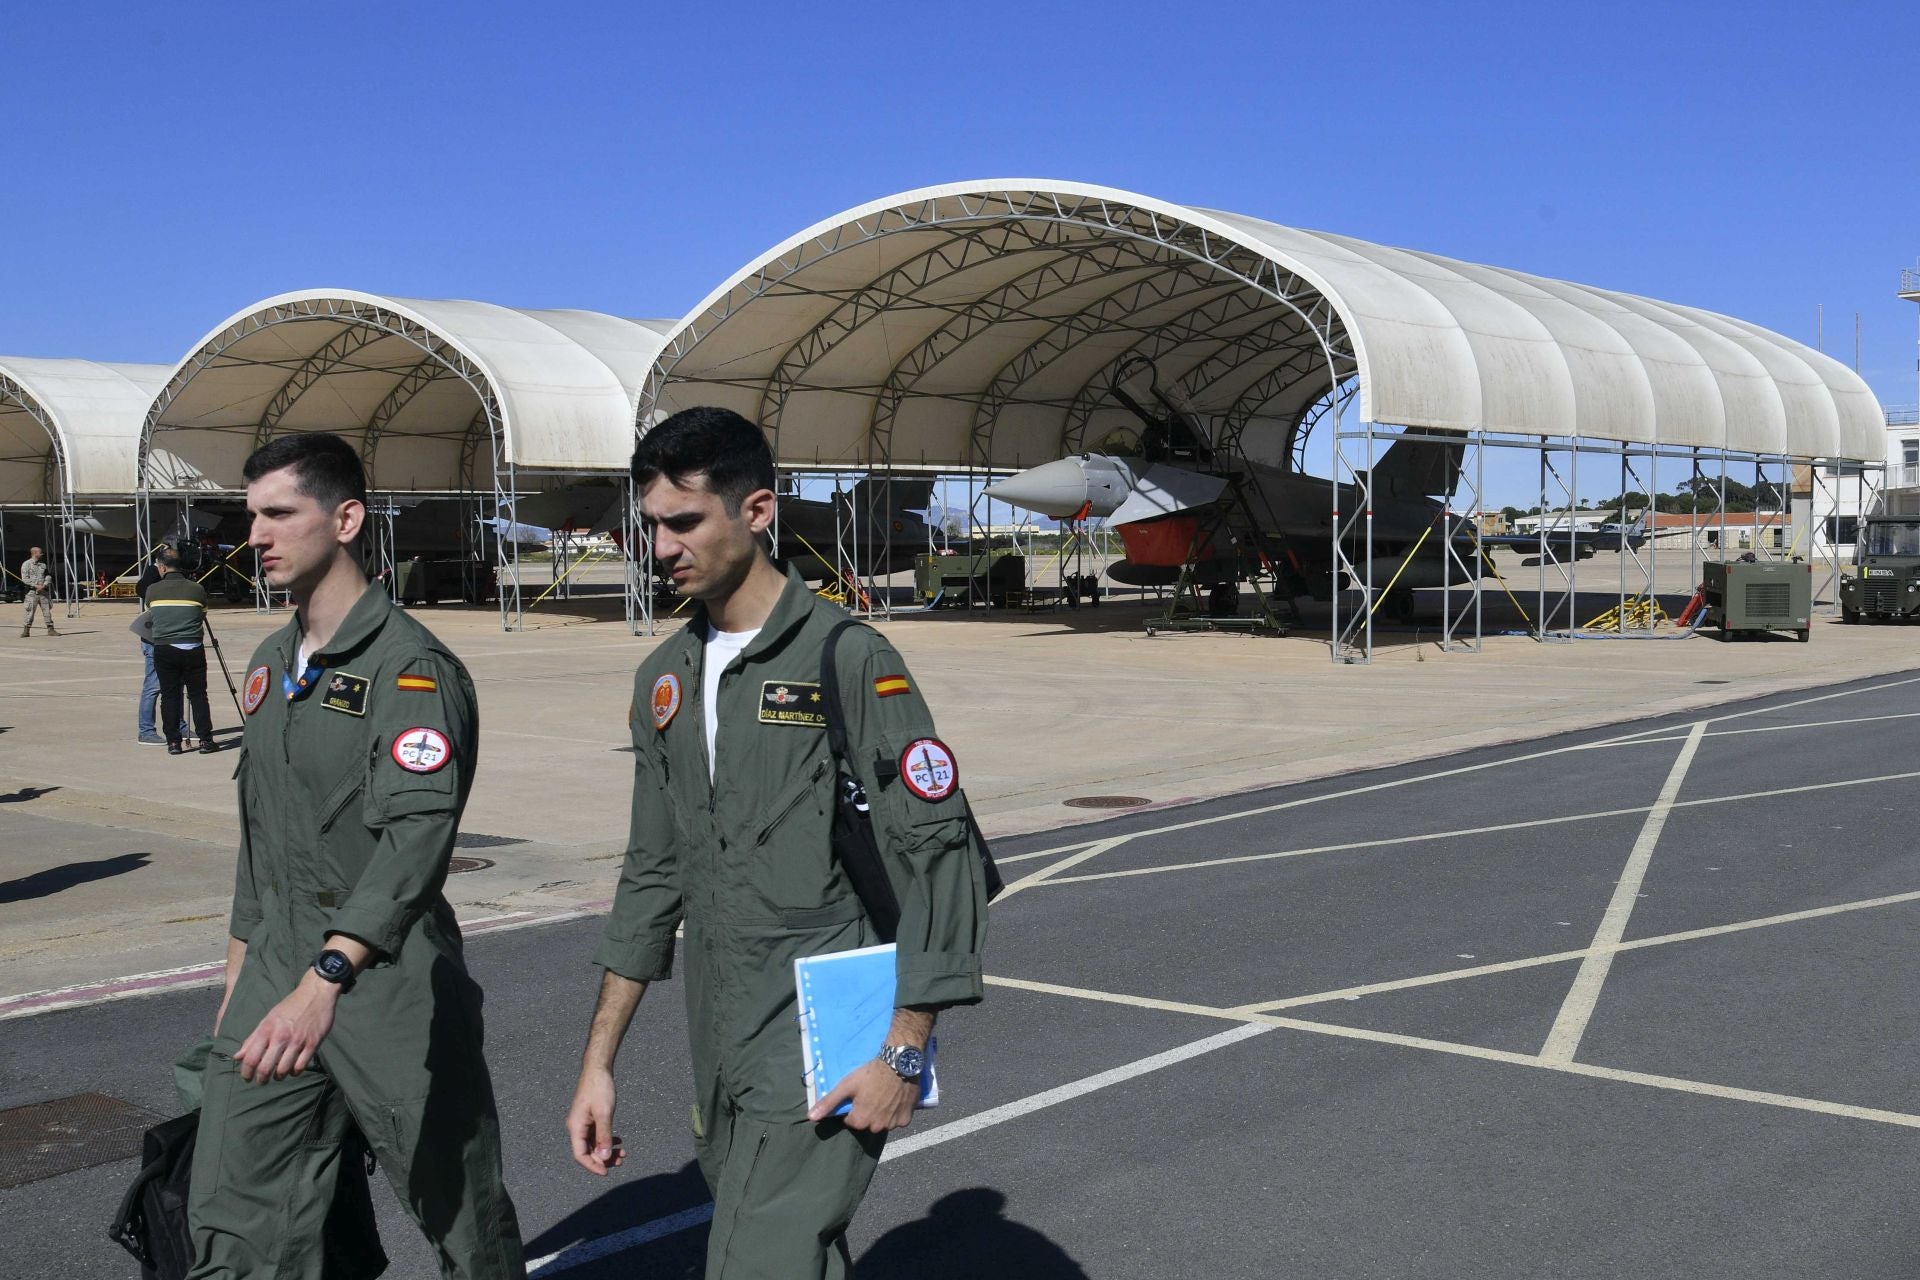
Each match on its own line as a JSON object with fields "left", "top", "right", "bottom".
{"left": 565, "top": 407, "right": 991, "bottom": 1279}
{"left": 188, "top": 432, "right": 525, "bottom": 1279}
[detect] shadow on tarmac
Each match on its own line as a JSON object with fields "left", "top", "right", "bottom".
{"left": 858, "top": 1189, "right": 1090, "bottom": 1279}
{"left": 0, "top": 850, "right": 149, "bottom": 903}
{"left": 0, "top": 783, "right": 58, "bottom": 803}
{"left": 522, "top": 1161, "right": 711, "bottom": 1278}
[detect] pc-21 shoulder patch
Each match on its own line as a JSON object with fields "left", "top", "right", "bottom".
{"left": 759, "top": 681, "right": 826, "bottom": 727}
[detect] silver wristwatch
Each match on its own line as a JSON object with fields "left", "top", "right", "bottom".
{"left": 878, "top": 1043, "right": 925, "bottom": 1081}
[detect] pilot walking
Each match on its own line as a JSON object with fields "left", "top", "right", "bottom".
{"left": 565, "top": 407, "right": 991, "bottom": 1278}
{"left": 19, "top": 545, "right": 57, "bottom": 636}
{"left": 188, "top": 432, "right": 524, "bottom": 1279}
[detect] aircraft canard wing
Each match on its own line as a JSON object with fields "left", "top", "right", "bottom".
{"left": 1106, "top": 464, "right": 1229, "bottom": 526}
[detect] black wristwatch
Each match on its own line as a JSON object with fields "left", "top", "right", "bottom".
{"left": 311, "top": 949, "right": 356, "bottom": 991}
{"left": 878, "top": 1044, "right": 924, "bottom": 1081}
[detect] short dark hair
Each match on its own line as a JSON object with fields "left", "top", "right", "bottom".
{"left": 242, "top": 432, "right": 368, "bottom": 513}
{"left": 156, "top": 542, "right": 180, "bottom": 569}
{"left": 631, "top": 407, "right": 776, "bottom": 514}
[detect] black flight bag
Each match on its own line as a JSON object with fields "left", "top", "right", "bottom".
{"left": 819, "top": 621, "right": 1002, "bottom": 945}
{"left": 109, "top": 1109, "right": 388, "bottom": 1280}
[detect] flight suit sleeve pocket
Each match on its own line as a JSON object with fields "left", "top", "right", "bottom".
{"left": 366, "top": 782, "right": 458, "bottom": 824}
{"left": 900, "top": 790, "right": 968, "bottom": 832}
{"left": 364, "top": 730, "right": 460, "bottom": 825}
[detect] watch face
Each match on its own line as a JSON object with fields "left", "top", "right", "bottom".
{"left": 889, "top": 1046, "right": 925, "bottom": 1078}
{"left": 315, "top": 951, "right": 351, "bottom": 982}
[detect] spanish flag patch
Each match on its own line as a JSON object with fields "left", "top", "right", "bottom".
{"left": 396, "top": 674, "right": 438, "bottom": 692}
{"left": 873, "top": 675, "right": 910, "bottom": 698}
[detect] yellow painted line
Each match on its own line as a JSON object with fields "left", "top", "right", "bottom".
{"left": 1541, "top": 721, "right": 1705, "bottom": 1062}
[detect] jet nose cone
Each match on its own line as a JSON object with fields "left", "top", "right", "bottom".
{"left": 983, "top": 458, "right": 1096, "bottom": 519}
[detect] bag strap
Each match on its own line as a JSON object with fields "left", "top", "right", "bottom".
{"left": 820, "top": 620, "right": 861, "bottom": 769}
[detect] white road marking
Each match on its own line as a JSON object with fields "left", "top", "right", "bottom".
{"left": 0, "top": 909, "right": 577, "bottom": 1019}
{"left": 991, "top": 976, "right": 1920, "bottom": 1131}
{"left": 528, "top": 1204, "right": 716, "bottom": 1275}
{"left": 1010, "top": 673, "right": 1920, "bottom": 863}
{"left": 992, "top": 837, "right": 1126, "bottom": 901}
{"left": 1226, "top": 888, "right": 1920, "bottom": 1014}
{"left": 527, "top": 1022, "right": 1273, "bottom": 1275}
{"left": 1580, "top": 709, "right": 1920, "bottom": 748}
{"left": 879, "top": 1023, "right": 1274, "bottom": 1159}
{"left": 1541, "top": 721, "right": 1707, "bottom": 1062}
{"left": 1031, "top": 767, "right": 1920, "bottom": 888}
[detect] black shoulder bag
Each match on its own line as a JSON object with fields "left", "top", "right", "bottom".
{"left": 819, "top": 621, "right": 1002, "bottom": 946}
{"left": 109, "top": 1111, "right": 387, "bottom": 1280}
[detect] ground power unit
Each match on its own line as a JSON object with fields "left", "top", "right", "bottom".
{"left": 1702, "top": 560, "right": 1811, "bottom": 642}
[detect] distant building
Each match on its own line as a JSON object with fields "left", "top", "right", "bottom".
{"left": 1646, "top": 510, "right": 1790, "bottom": 554}
{"left": 1876, "top": 264, "right": 1920, "bottom": 516}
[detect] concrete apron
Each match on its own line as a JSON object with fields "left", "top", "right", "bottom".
{"left": 3, "top": 588, "right": 1913, "bottom": 1000}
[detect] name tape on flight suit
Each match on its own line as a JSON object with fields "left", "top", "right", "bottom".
{"left": 651, "top": 673, "right": 682, "bottom": 730}
{"left": 760, "top": 681, "right": 826, "bottom": 727}
{"left": 899, "top": 738, "right": 958, "bottom": 801}
{"left": 243, "top": 666, "right": 270, "bottom": 715}
{"left": 321, "top": 671, "right": 370, "bottom": 716}
{"left": 391, "top": 727, "right": 452, "bottom": 773}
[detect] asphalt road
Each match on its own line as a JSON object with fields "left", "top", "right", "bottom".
{"left": 7, "top": 669, "right": 1920, "bottom": 1278}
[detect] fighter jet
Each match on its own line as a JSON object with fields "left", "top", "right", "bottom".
{"left": 496, "top": 476, "right": 950, "bottom": 587}
{"left": 982, "top": 360, "right": 1488, "bottom": 618}
{"left": 1480, "top": 512, "right": 1650, "bottom": 563}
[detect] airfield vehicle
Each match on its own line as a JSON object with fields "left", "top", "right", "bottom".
{"left": 1840, "top": 516, "right": 1920, "bottom": 623}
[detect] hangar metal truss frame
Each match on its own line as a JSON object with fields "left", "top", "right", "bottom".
{"left": 635, "top": 189, "right": 1351, "bottom": 635}
{"left": 133, "top": 295, "right": 574, "bottom": 632}
{"left": 0, "top": 369, "right": 82, "bottom": 617}
{"left": 1332, "top": 420, "right": 1815, "bottom": 664}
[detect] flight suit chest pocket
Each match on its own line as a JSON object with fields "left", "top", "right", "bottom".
{"left": 752, "top": 757, "right": 834, "bottom": 911}
{"left": 318, "top": 756, "right": 368, "bottom": 834}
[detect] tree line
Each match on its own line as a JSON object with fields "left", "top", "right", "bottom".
{"left": 1499, "top": 476, "right": 1786, "bottom": 522}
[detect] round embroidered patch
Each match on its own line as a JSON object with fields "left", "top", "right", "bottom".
{"left": 899, "top": 738, "right": 958, "bottom": 801}
{"left": 391, "top": 727, "right": 452, "bottom": 774}
{"left": 651, "top": 673, "right": 682, "bottom": 731}
{"left": 242, "top": 666, "right": 270, "bottom": 715}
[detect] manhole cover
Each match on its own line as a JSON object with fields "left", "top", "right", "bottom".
{"left": 447, "top": 856, "right": 495, "bottom": 874}
{"left": 455, "top": 833, "right": 525, "bottom": 850}
{"left": 0, "top": 1093, "right": 164, "bottom": 1189}
{"left": 1063, "top": 795, "right": 1152, "bottom": 809}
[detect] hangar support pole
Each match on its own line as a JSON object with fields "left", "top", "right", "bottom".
{"left": 1330, "top": 419, "right": 1376, "bottom": 663}
{"left": 1439, "top": 430, "right": 1485, "bottom": 653}
{"left": 1535, "top": 442, "right": 1576, "bottom": 640}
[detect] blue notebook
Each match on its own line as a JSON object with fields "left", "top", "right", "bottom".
{"left": 795, "top": 943, "right": 939, "bottom": 1115}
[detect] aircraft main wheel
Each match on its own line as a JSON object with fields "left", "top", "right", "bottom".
{"left": 1208, "top": 583, "right": 1239, "bottom": 617}
{"left": 1384, "top": 588, "right": 1415, "bottom": 623}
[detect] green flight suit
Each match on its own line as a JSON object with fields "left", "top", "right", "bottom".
{"left": 595, "top": 568, "right": 991, "bottom": 1280}
{"left": 189, "top": 582, "right": 525, "bottom": 1280}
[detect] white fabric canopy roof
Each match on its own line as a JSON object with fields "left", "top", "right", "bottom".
{"left": 0, "top": 357, "right": 172, "bottom": 502}
{"left": 146, "top": 291, "right": 676, "bottom": 493}
{"left": 650, "top": 181, "right": 1883, "bottom": 467}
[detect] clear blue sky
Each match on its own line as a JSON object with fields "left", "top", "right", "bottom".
{"left": 3, "top": 0, "right": 1916, "bottom": 504}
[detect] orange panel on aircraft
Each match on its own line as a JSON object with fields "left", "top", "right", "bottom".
{"left": 1118, "top": 516, "right": 1209, "bottom": 566}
